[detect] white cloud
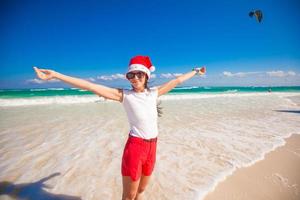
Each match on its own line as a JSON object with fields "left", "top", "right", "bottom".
{"left": 222, "top": 70, "right": 298, "bottom": 80}
{"left": 86, "top": 77, "right": 96, "bottom": 82}
{"left": 160, "top": 73, "right": 173, "bottom": 78}
{"left": 223, "top": 71, "right": 262, "bottom": 77}
{"left": 97, "top": 75, "right": 113, "bottom": 81}
{"left": 173, "top": 73, "right": 183, "bottom": 77}
{"left": 97, "top": 73, "right": 125, "bottom": 81}
{"left": 150, "top": 74, "right": 157, "bottom": 79}
{"left": 266, "top": 71, "right": 285, "bottom": 77}
{"left": 223, "top": 71, "right": 234, "bottom": 77}
{"left": 266, "top": 70, "right": 296, "bottom": 77}
{"left": 27, "top": 78, "right": 60, "bottom": 84}
{"left": 160, "top": 73, "right": 182, "bottom": 78}
{"left": 111, "top": 73, "right": 125, "bottom": 79}
{"left": 287, "top": 71, "right": 296, "bottom": 76}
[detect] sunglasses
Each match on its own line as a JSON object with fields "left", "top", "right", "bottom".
{"left": 126, "top": 72, "right": 145, "bottom": 79}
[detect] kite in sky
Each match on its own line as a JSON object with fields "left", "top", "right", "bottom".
{"left": 249, "top": 10, "right": 263, "bottom": 23}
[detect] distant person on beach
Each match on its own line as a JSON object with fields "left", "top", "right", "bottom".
{"left": 34, "top": 55, "right": 205, "bottom": 200}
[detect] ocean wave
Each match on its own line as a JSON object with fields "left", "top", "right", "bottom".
{"left": 225, "top": 89, "right": 238, "bottom": 93}
{"left": 173, "top": 86, "right": 199, "bottom": 90}
{"left": 0, "top": 89, "right": 23, "bottom": 92}
{"left": 47, "top": 88, "right": 65, "bottom": 90}
{"left": 0, "top": 95, "right": 106, "bottom": 107}
{"left": 1, "top": 92, "right": 299, "bottom": 107}
{"left": 30, "top": 88, "right": 48, "bottom": 91}
{"left": 160, "top": 92, "right": 271, "bottom": 100}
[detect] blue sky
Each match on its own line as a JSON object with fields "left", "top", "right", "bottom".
{"left": 0, "top": 0, "right": 300, "bottom": 89}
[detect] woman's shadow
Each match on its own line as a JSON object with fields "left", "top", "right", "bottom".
{"left": 0, "top": 173, "right": 82, "bottom": 200}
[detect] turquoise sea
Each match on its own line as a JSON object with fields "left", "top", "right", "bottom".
{"left": 1, "top": 86, "right": 300, "bottom": 107}
{"left": 1, "top": 86, "right": 300, "bottom": 99}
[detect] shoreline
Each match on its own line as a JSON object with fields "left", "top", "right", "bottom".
{"left": 1, "top": 93, "right": 299, "bottom": 199}
{"left": 1, "top": 92, "right": 299, "bottom": 107}
{"left": 204, "top": 134, "right": 300, "bottom": 200}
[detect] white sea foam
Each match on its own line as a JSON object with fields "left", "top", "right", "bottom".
{"left": 30, "top": 88, "right": 48, "bottom": 91}
{"left": 225, "top": 89, "right": 238, "bottom": 93}
{"left": 0, "top": 92, "right": 299, "bottom": 107}
{"left": 0, "top": 93, "right": 299, "bottom": 199}
{"left": 173, "top": 86, "right": 199, "bottom": 90}
{"left": 47, "top": 88, "right": 65, "bottom": 90}
{"left": 0, "top": 95, "right": 106, "bottom": 107}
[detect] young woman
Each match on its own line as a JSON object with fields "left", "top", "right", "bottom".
{"left": 33, "top": 55, "right": 205, "bottom": 200}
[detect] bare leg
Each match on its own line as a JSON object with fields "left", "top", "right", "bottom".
{"left": 122, "top": 176, "right": 140, "bottom": 200}
{"left": 135, "top": 175, "right": 151, "bottom": 200}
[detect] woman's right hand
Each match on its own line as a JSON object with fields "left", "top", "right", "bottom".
{"left": 33, "top": 67, "right": 57, "bottom": 80}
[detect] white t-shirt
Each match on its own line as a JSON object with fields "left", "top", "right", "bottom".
{"left": 122, "top": 88, "right": 158, "bottom": 139}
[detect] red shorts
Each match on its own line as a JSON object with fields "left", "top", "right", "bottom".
{"left": 121, "top": 135, "right": 157, "bottom": 181}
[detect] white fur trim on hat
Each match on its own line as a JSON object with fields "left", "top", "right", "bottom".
{"left": 128, "top": 64, "right": 151, "bottom": 78}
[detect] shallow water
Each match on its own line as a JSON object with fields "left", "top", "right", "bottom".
{"left": 0, "top": 93, "right": 299, "bottom": 199}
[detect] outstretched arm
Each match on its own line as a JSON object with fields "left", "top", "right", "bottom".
{"left": 158, "top": 67, "right": 205, "bottom": 96}
{"left": 33, "top": 67, "right": 123, "bottom": 102}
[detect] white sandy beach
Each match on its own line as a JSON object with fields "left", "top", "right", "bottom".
{"left": 0, "top": 92, "right": 299, "bottom": 199}
{"left": 204, "top": 134, "right": 300, "bottom": 200}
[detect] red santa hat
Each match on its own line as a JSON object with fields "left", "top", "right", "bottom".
{"left": 127, "top": 55, "right": 155, "bottom": 79}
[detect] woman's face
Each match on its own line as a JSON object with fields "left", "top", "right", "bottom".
{"left": 126, "top": 71, "right": 147, "bottom": 90}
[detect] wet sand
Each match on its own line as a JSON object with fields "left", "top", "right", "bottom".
{"left": 204, "top": 134, "right": 300, "bottom": 200}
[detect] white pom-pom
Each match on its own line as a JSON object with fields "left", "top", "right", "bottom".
{"left": 150, "top": 66, "right": 155, "bottom": 72}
